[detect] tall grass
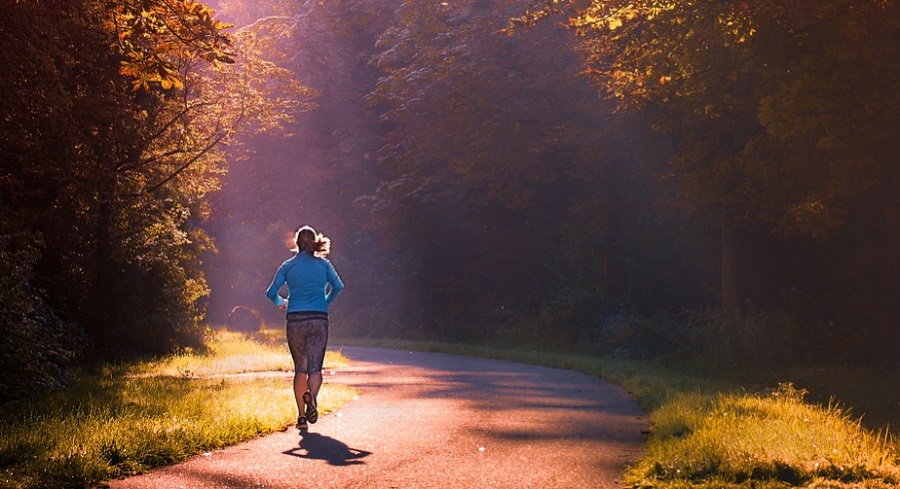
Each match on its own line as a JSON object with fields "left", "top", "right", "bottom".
{"left": 337, "top": 337, "right": 900, "bottom": 488}
{"left": 630, "top": 384, "right": 900, "bottom": 488}
{"left": 0, "top": 331, "right": 356, "bottom": 489}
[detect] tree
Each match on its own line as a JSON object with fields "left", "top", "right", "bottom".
{"left": 360, "top": 0, "right": 702, "bottom": 342}
{"left": 520, "top": 0, "right": 900, "bottom": 353}
{"left": 2, "top": 0, "right": 306, "bottom": 361}
{"left": 114, "top": 0, "right": 235, "bottom": 91}
{"left": 0, "top": 231, "right": 83, "bottom": 401}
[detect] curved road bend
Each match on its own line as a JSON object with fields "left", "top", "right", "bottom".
{"left": 108, "top": 346, "right": 648, "bottom": 489}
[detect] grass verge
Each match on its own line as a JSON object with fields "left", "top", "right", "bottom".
{"left": 334, "top": 337, "right": 900, "bottom": 488}
{"left": 127, "top": 329, "right": 349, "bottom": 378}
{"left": 0, "top": 330, "right": 356, "bottom": 489}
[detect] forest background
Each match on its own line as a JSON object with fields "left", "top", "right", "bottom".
{"left": 1, "top": 0, "right": 898, "bottom": 420}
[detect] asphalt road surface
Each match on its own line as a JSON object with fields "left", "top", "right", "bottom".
{"left": 108, "top": 347, "right": 647, "bottom": 488}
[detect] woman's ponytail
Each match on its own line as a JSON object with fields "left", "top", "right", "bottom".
{"left": 294, "top": 225, "right": 331, "bottom": 257}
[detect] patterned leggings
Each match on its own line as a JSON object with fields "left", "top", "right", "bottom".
{"left": 285, "top": 312, "right": 329, "bottom": 373}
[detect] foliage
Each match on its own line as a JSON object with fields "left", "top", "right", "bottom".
{"left": 577, "top": 305, "right": 867, "bottom": 373}
{"left": 113, "top": 0, "right": 235, "bottom": 91}
{"left": 0, "top": 0, "right": 310, "bottom": 408}
{"left": 203, "top": 0, "right": 895, "bottom": 359}
{"left": 0, "top": 232, "right": 84, "bottom": 402}
{"left": 146, "top": 0, "right": 900, "bottom": 376}
{"left": 510, "top": 0, "right": 900, "bottom": 347}
{"left": 353, "top": 0, "right": 698, "bottom": 340}
{"left": 0, "top": 0, "right": 214, "bottom": 357}
{"left": 540, "top": 0, "right": 897, "bottom": 234}
{"left": 215, "top": 0, "right": 308, "bottom": 27}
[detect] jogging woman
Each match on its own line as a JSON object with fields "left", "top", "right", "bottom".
{"left": 266, "top": 225, "right": 344, "bottom": 431}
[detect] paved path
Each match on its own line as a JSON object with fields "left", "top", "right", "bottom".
{"left": 108, "top": 347, "right": 647, "bottom": 488}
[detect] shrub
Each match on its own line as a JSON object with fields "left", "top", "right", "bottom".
{"left": 0, "top": 233, "right": 84, "bottom": 402}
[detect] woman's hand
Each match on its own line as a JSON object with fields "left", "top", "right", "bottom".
{"left": 278, "top": 301, "right": 288, "bottom": 311}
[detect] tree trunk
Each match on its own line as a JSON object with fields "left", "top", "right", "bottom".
{"left": 602, "top": 169, "right": 622, "bottom": 303}
{"left": 721, "top": 213, "right": 741, "bottom": 311}
{"left": 879, "top": 160, "right": 900, "bottom": 357}
{"left": 720, "top": 213, "right": 778, "bottom": 312}
{"left": 91, "top": 196, "right": 114, "bottom": 350}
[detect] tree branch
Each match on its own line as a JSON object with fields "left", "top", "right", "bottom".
{"left": 141, "top": 131, "right": 227, "bottom": 195}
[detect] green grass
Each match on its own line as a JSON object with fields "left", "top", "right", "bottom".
{"left": 631, "top": 385, "right": 899, "bottom": 488}
{"left": 127, "top": 329, "right": 349, "bottom": 378}
{"left": 4, "top": 331, "right": 894, "bottom": 488}
{"left": 0, "top": 330, "right": 356, "bottom": 489}
{"left": 335, "top": 337, "right": 900, "bottom": 489}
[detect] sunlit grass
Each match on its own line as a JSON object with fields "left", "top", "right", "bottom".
{"left": 0, "top": 331, "right": 356, "bottom": 489}
{"left": 128, "top": 329, "right": 350, "bottom": 377}
{"left": 630, "top": 384, "right": 900, "bottom": 488}
{"left": 336, "top": 337, "right": 900, "bottom": 489}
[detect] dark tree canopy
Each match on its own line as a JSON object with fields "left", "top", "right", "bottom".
{"left": 1, "top": 0, "right": 305, "bottom": 398}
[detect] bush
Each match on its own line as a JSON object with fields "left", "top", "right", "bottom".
{"left": 0, "top": 233, "right": 84, "bottom": 402}
{"left": 582, "top": 306, "right": 853, "bottom": 371}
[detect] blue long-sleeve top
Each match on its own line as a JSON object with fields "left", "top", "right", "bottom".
{"left": 266, "top": 252, "right": 344, "bottom": 313}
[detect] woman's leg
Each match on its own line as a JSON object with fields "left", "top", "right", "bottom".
{"left": 294, "top": 371, "right": 310, "bottom": 414}
{"left": 305, "top": 319, "right": 329, "bottom": 410}
{"left": 286, "top": 319, "right": 310, "bottom": 419}
{"left": 307, "top": 370, "right": 322, "bottom": 405}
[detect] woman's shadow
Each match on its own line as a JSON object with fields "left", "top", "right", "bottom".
{"left": 283, "top": 432, "right": 372, "bottom": 466}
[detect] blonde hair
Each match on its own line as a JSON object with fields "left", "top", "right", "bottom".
{"left": 293, "top": 225, "right": 331, "bottom": 257}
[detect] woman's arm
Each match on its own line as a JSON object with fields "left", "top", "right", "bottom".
{"left": 266, "top": 265, "right": 288, "bottom": 309}
{"left": 324, "top": 262, "right": 344, "bottom": 306}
